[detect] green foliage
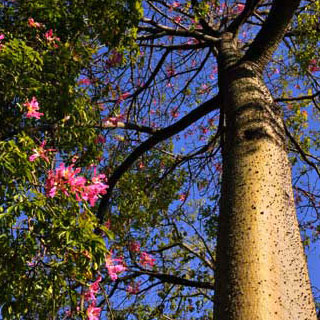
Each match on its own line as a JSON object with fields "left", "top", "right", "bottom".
{"left": 116, "top": 147, "right": 186, "bottom": 231}
{"left": 1, "top": 0, "right": 142, "bottom": 47}
{"left": 2, "top": 0, "right": 320, "bottom": 318}
{"left": 293, "top": 0, "right": 320, "bottom": 72}
{"left": 0, "top": 134, "right": 109, "bottom": 318}
{"left": 0, "top": 0, "right": 141, "bottom": 317}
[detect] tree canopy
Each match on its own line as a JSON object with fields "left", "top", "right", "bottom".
{"left": 1, "top": 0, "right": 320, "bottom": 319}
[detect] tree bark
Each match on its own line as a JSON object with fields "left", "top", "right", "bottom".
{"left": 214, "top": 34, "right": 317, "bottom": 319}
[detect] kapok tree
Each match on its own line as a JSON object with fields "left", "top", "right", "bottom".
{"left": 2, "top": 0, "right": 320, "bottom": 319}
{"left": 93, "top": 0, "right": 319, "bottom": 319}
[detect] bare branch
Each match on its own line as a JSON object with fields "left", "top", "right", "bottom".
{"left": 275, "top": 91, "right": 320, "bottom": 102}
{"left": 139, "top": 19, "right": 220, "bottom": 43}
{"left": 134, "top": 270, "right": 215, "bottom": 290}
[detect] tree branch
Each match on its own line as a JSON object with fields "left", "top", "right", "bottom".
{"left": 284, "top": 122, "right": 320, "bottom": 178}
{"left": 138, "top": 19, "right": 220, "bottom": 43}
{"left": 227, "top": 0, "right": 262, "bottom": 34}
{"left": 139, "top": 42, "right": 209, "bottom": 50}
{"left": 135, "top": 270, "right": 215, "bottom": 290}
{"left": 97, "top": 95, "right": 221, "bottom": 223}
{"left": 242, "top": 0, "right": 301, "bottom": 71}
{"left": 129, "top": 49, "right": 170, "bottom": 101}
{"left": 275, "top": 91, "right": 320, "bottom": 102}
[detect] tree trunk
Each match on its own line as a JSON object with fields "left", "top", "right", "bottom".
{"left": 214, "top": 35, "right": 317, "bottom": 319}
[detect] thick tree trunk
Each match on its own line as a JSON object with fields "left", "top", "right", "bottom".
{"left": 214, "top": 36, "right": 317, "bottom": 319}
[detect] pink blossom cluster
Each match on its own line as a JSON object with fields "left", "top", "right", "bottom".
{"left": 84, "top": 276, "right": 102, "bottom": 320}
{"left": 102, "top": 114, "right": 125, "bottom": 127}
{"left": 44, "top": 29, "right": 59, "bottom": 42}
{"left": 170, "top": 107, "right": 179, "bottom": 119}
{"left": 127, "top": 281, "right": 141, "bottom": 295}
{"left": 173, "top": 15, "right": 183, "bottom": 24}
{"left": 45, "top": 164, "right": 108, "bottom": 206}
{"left": 128, "top": 241, "right": 156, "bottom": 268}
{"left": 28, "top": 18, "right": 44, "bottom": 28}
{"left": 216, "top": 2, "right": 245, "bottom": 15}
{"left": 44, "top": 29, "right": 60, "bottom": 47}
{"left": 166, "top": 65, "right": 176, "bottom": 77}
{"left": 233, "top": 3, "right": 245, "bottom": 14}
{"left": 128, "top": 241, "right": 141, "bottom": 253}
{"left": 197, "top": 83, "right": 210, "bottom": 94}
{"left": 140, "top": 251, "right": 156, "bottom": 267}
{"left": 105, "top": 254, "right": 127, "bottom": 281}
{"left": 169, "top": 1, "right": 180, "bottom": 11}
{"left": 0, "top": 33, "right": 4, "bottom": 50}
{"left": 87, "top": 304, "right": 101, "bottom": 320}
{"left": 84, "top": 275, "right": 102, "bottom": 303}
{"left": 78, "top": 78, "right": 92, "bottom": 86}
{"left": 29, "top": 140, "right": 56, "bottom": 162}
{"left": 309, "top": 59, "right": 320, "bottom": 73}
{"left": 179, "top": 193, "right": 187, "bottom": 202}
{"left": 23, "top": 96, "right": 44, "bottom": 119}
{"left": 94, "top": 135, "right": 106, "bottom": 144}
{"left": 27, "top": 18, "right": 60, "bottom": 47}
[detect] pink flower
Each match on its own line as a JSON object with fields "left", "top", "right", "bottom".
{"left": 44, "top": 29, "right": 60, "bottom": 42}
{"left": 170, "top": 108, "right": 179, "bottom": 118}
{"left": 28, "top": 18, "right": 43, "bottom": 28}
{"left": 104, "top": 219, "right": 111, "bottom": 229}
{"left": 0, "top": 34, "right": 4, "bottom": 40}
{"left": 117, "top": 92, "right": 130, "bottom": 103}
{"left": 233, "top": 3, "right": 245, "bottom": 13}
{"left": 172, "top": 1, "right": 180, "bottom": 8}
{"left": 78, "top": 78, "right": 91, "bottom": 85}
{"left": 166, "top": 65, "right": 175, "bottom": 77}
{"left": 210, "top": 66, "right": 218, "bottom": 79}
{"left": 187, "top": 38, "right": 198, "bottom": 45}
{"left": 200, "top": 126, "right": 209, "bottom": 134}
{"left": 127, "top": 281, "right": 140, "bottom": 294}
{"left": 94, "top": 135, "right": 106, "bottom": 144}
{"left": 83, "top": 168, "right": 108, "bottom": 205}
{"left": 87, "top": 303, "right": 101, "bottom": 320}
{"left": 138, "top": 162, "right": 145, "bottom": 170}
{"left": 107, "top": 264, "right": 127, "bottom": 280}
{"left": 45, "top": 29, "right": 54, "bottom": 41}
{"left": 82, "top": 182, "right": 108, "bottom": 206}
{"left": 309, "top": 59, "right": 320, "bottom": 72}
{"left": 45, "top": 163, "right": 108, "bottom": 205}
{"left": 173, "top": 15, "right": 183, "bottom": 24}
{"left": 198, "top": 84, "right": 210, "bottom": 94}
{"left": 105, "top": 255, "right": 126, "bottom": 281}
{"left": 27, "top": 259, "right": 37, "bottom": 267}
{"left": 215, "top": 162, "right": 222, "bottom": 173}
{"left": 140, "top": 252, "right": 155, "bottom": 267}
{"left": 29, "top": 140, "right": 55, "bottom": 162}
{"left": 84, "top": 276, "right": 102, "bottom": 302}
{"left": 129, "top": 241, "right": 141, "bottom": 253}
{"left": 102, "top": 114, "right": 125, "bottom": 127}
{"left": 24, "top": 97, "right": 44, "bottom": 119}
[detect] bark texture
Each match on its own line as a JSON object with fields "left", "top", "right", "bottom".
{"left": 214, "top": 34, "right": 317, "bottom": 319}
